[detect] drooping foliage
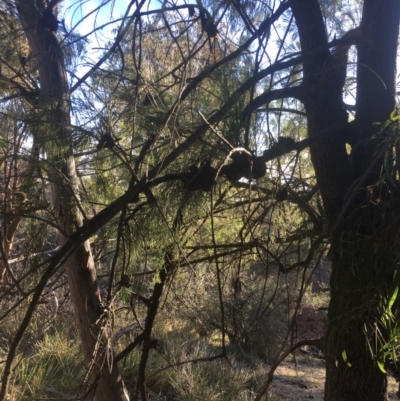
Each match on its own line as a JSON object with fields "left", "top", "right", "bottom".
{"left": 0, "top": 0, "right": 399, "bottom": 400}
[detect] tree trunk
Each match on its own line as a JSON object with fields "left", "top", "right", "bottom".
{"left": 325, "top": 228, "right": 391, "bottom": 401}
{"left": 289, "top": 1, "right": 400, "bottom": 400}
{"left": 325, "top": 1, "right": 400, "bottom": 400}
{"left": 325, "top": 321, "right": 387, "bottom": 401}
{"left": 15, "top": 2, "right": 129, "bottom": 400}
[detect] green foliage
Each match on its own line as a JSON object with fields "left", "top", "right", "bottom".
{"left": 0, "top": 0, "right": 379, "bottom": 399}
{"left": 1, "top": 326, "right": 83, "bottom": 401}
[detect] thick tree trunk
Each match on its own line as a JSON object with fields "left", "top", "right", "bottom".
{"left": 325, "top": 1, "right": 400, "bottom": 400}
{"left": 15, "top": 2, "right": 129, "bottom": 400}
{"left": 325, "top": 321, "right": 387, "bottom": 401}
{"left": 289, "top": 1, "right": 400, "bottom": 400}
{"left": 325, "top": 230, "right": 390, "bottom": 401}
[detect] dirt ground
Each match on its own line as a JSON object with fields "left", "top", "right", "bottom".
{"left": 269, "top": 350, "right": 399, "bottom": 401}
{"left": 267, "top": 262, "right": 400, "bottom": 401}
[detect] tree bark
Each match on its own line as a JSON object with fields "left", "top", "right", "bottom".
{"left": 288, "top": 1, "right": 400, "bottom": 400}
{"left": 288, "top": 0, "right": 351, "bottom": 218}
{"left": 15, "top": 2, "right": 129, "bottom": 400}
{"left": 325, "top": 320, "right": 387, "bottom": 401}
{"left": 325, "top": 2, "right": 400, "bottom": 401}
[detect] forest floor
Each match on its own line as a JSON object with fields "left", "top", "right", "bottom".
{"left": 268, "top": 261, "right": 400, "bottom": 401}
{"left": 270, "top": 349, "right": 399, "bottom": 401}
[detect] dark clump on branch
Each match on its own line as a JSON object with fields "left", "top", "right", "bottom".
{"left": 40, "top": 0, "right": 63, "bottom": 32}
{"left": 97, "top": 133, "right": 116, "bottom": 150}
{"left": 184, "top": 160, "right": 216, "bottom": 192}
{"left": 276, "top": 136, "right": 295, "bottom": 151}
{"left": 120, "top": 274, "right": 132, "bottom": 288}
{"left": 262, "top": 136, "right": 297, "bottom": 161}
{"left": 251, "top": 156, "right": 267, "bottom": 179}
{"left": 199, "top": 9, "right": 218, "bottom": 38}
{"left": 222, "top": 153, "right": 250, "bottom": 182}
{"left": 127, "top": 153, "right": 266, "bottom": 198}
{"left": 188, "top": 4, "right": 196, "bottom": 17}
{"left": 142, "top": 93, "right": 155, "bottom": 106}
{"left": 20, "top": 56, "right": 27, "bottom": 66}
{"left": 221, "top": 152, "right": 266, "bottom": 182}
{"left": 275, "top": 188, "right": 288, "bottom": 202}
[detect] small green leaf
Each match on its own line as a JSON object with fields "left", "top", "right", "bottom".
{"left": 388, "top": 286, "right": 399, "bottom": 310}
{"left": 390, "top": 110, "right": 400, "bottom": 121}
{"left": 341, "top": 350, "right": 352, "bottom": 367}
{"left": 377, "top": 360, "right": 387, "bottom": 374}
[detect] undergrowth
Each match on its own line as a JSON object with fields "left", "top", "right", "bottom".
{"left": 0, "top": 261, "right": 326, "bottom": 400}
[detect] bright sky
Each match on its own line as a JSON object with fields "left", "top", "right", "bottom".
{"left": 61, "top": 1, "right": 399, "bottom": 105}
{"left": 64, "top": 0, "right": 161, "bottom": 42}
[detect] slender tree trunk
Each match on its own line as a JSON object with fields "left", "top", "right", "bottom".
{"left": 288, "top": 1, "right": 400, "bottom": 400}
{"left": 15, "top": 2, "right": 129, "bottom": 400}
{"left": 135, "top": 248, "right": 176, "bottom": 401}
